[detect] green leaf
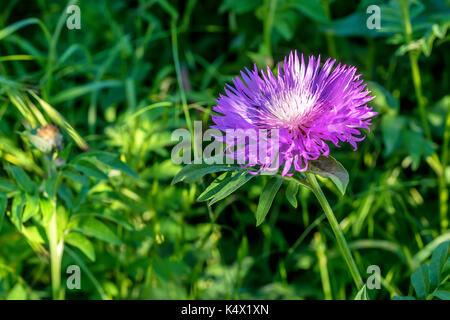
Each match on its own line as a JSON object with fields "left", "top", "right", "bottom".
{"left": 404, "top": 130, "right": 436, "bottom": 171}
{"left": 0, "top": 18, "right": 41, "bottom": 41}
{"left": 219, "top": 0, "right": 261, "bottom": 14}
{"left": 198, "top": 171, "right": 244, "bottom": 201}
{"left": 77, "top": 207, "right": 134, "bottom": 231}
{"left": 411, "top": 264, "right": 430, "bottom": 299}
{"left": 421, "top": 23, "right": 449, "bottom": 57}
{"left": 39, "top": 197, "right": 54, "bottom": 226}
{"left": 324, "top": 11, "right": 380, "bottom": 37}
{"left": 393, "top": 296, "right": 416, "bottom": 300}
{"left": 65, "top": 232, "right": 96, "bottom": 262}
{"left": 22, "top": 193, "right": 39, "bottom": 222}
{"left": 74, "top": 159, "right": 108, "bottom": 180}
{"left": 72, "top": 151, "right": 138, "bottom": 178}
{"left": 433, "top": 290, "right": 450, "bottom": 300}
{"left": 44, "top": 177, "right": 58, "bottom": 199}
{"left": 0, "top": 178, "right": 17, "bottom": 192}
{"left": 172, "top": 162, "right": 243, "bottom": 185}
{"left": 59, "top": 142, "right": 73, "bottom": 161}
{"left": 285, "top": 180, "right": 299, "bottom": 208}
{"left": 368, "top": 82, "right": 399, "bottom": 114}
{"left": 207, "top": 171, "right": 254, "bottom": 205}
{"left": 10, "top": 193, "right": 24, "bottom": 231}
{"left": 307, "top": 156, "right": 349, "bottom": 195}
{"left": 6, "top": 283, "right": 28, "bottom": 300}
{"left": 354, "top": 284, "right": 369, "bottom": 300}
{"left": 274, "top": 15, "right": 294, "bottom": 40}
{"left": 429, "top": 241, "right": 449, "bottom": 289}
{"left": 74, "top": 217, "right": 123, "bottom": 245}
{"left": 256, "top": 177, "right": 283, "bottom": 226}
{"left": 62, "top": 166, "right": 89, "bottom": 185}
{"left": 93, "top": 152, "right": 138, "bottom": 178}
{"left": 285, "top": 0, "right": 329, "bottom": 24}
{"left": 49, "top": 80, "right": 122, "bottom": 105}
{"left": 412, "top": 234, "right": 450, "bottom": 266}
{"left": 22, "top": 225, "right": 45, "bottom": 244}
{"left": 5, "top": 166, "right": 36, "bottom": 194}
{"left": 100, "top": 209, "right": 134, "bottom": 231}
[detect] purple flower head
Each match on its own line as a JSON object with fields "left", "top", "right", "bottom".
{"left": 211, "top": 51, "right": 377, "bottom": 176}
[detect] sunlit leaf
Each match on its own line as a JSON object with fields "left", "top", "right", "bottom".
{"left": 73, "top": 217, "right": 123, "bottom": 245}
{"left": 307, "top": 156, "right": 349, "bottom": 195}
{"left": 207, "top": 171, "right": 254, "bottom": 205}
{"left": 354, "top": 284, "right": 369, "bottom": 300}
{"left": 172, "top": 161, "right": 243, "bottom": 185}
{"left": 65, "top": 232, "right": 96, "bottom": 262}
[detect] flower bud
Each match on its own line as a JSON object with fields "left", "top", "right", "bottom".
{"left": 36, "top": 125, "right": 64, "bottom": 151}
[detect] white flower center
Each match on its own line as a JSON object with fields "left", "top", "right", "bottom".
{"left": 261, "top": 89, "right": 318, "bottom": 130}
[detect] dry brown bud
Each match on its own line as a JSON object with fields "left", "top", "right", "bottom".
{"left": 36, "top": 125, "right": 64, "bottom": 150}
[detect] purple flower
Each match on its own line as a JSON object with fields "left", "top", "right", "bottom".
{"left": 211, "top": 51, "right": 377, "bottom": 176}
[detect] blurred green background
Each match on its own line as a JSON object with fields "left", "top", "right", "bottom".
{"left": 0, "top": 0, "right": 449, "bottom": 300}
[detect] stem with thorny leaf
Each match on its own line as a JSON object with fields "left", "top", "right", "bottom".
{"left": 47, "top": 202, "right": 63, "bottom": 300}
{"left": 43, "top": 154, "right": 64, "bottom": 300}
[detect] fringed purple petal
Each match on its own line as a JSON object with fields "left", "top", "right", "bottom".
{"left": 212, "top": 51, "right": 377, "bottom": 175}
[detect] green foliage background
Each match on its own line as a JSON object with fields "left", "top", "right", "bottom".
{"left": 0, "top": 0, "right": 449, "bottom": 300}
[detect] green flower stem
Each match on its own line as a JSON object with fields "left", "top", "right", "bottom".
{"left": 400, "top": 0, "right": 431, "bottom": 140}
{"left": 401, "top": 0, "right": 448, "bottom": 232}
{"left": 171, "top": 19, "right": 193, "bottom": 137}
{"left": 439, "top": 106, "right": 450, "bottom": 231}
{"left": 263, "top": 0, "right": 277, "bottom": 60}
{"left": 321, "top": 0, "right": 337, "bottom": 58}
{"left": 409, "top": 53, "right": 431, "bottom": 139}
{"left": 47, "top": 202, "right": 63, "bottom": 300}
{"left": 43, "top": 155, "right": 64, "bottom": 300}
{"left": 306, "top": 173, "right": 363, "bottom": 290}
